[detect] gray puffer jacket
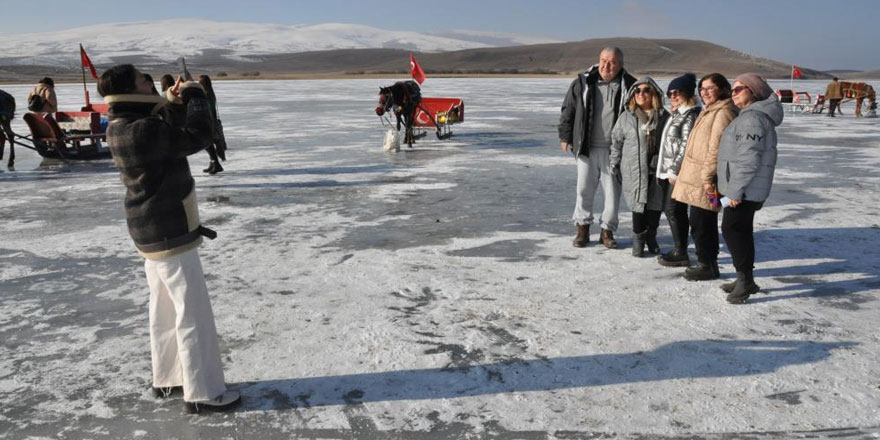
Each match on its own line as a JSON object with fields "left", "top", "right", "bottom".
{"left": 610, "top": 78, "right": 670, "bottom": 213}
{"left": 717, "top": 94, "right": 783, "bottom": 202}
{"left": 657, "top": 105, "right": 701, "bottom": 178}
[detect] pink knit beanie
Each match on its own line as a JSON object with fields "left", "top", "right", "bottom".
{"left": 734, "top": 73, "right": 773, "bottom": 100}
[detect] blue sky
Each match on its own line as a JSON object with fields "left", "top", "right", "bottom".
{"left": 2, "top": 0, "right": 876, "bottom": 70}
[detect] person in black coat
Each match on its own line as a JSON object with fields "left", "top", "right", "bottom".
{"left": 99, "top": 64, "right": 240, "bottom": 414}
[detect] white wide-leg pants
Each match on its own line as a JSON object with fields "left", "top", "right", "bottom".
{"left": 145, "top": 248, "right": 226, "bottom": 402}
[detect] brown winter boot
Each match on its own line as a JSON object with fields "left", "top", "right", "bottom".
{"left": 601, "top": 228, "right": 618, "bottom": 249}
{"left": 573, "top": 224, "right": 589, "bottom": 248}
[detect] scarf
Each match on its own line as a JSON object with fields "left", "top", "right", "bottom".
{"left": 634, "top": 107, "right": 659, "bottom": 156}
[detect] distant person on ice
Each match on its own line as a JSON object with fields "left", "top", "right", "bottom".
{"left": 559, "top": 47, "right": 636, "bottom": 249}
{"left": 610, "top": 77, "right": 669, "bottom": 257}
{"left": 98, "top": 64, "right": 240, "bottom": 414}
{"left": 717, "top": 73, "right": 782, "bottom": 304}
{"left": 198, "top": 75, "right": 227, "bottom": 175}
{"left": 824, "top": 77, "right": 843, "bottom": 117}
{"left": 27, "top": 77, "right": 58, "bottom": 114}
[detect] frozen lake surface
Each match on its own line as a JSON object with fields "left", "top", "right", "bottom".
{"left": 1, "top": 78, "right": 879, "bottom": 439}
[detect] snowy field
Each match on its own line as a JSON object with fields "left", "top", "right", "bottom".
{"left": 1, "top": 78, "right": 879, "bottom": 439}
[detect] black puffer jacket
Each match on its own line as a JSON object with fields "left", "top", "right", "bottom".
{"left": 104, "top": 87, "right": 214, "bottom": 259}
{"left": 0, "top": 89, "right": 14, "bottom": 120}
{"left": 558, "top": 65, "right": 636, "bottom": 158}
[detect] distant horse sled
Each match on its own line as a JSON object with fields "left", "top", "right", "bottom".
{"left": 21, "top": 106, "right": 111, "bottom": 160}
{"left": 775, "top": 81, "right": 877, "bottom": 117}
{"left": 0, "top": 90, "right": 110, "bottom": 164}
{"left": 375, "top": 80, "right": 464, "bottom": 151}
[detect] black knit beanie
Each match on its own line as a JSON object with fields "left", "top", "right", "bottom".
{"left": 667, "top": 73, "right": 697, "bottom": 96}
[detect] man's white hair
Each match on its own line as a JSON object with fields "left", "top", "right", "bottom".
{"left": 600, "top": 47, "right": 624, "bottom": 66}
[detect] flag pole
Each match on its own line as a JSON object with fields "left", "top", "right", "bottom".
{"left": 790, "top": 65, "right": 793, "bottom": 91}
{"left": 80, "top": 44, "right": 91, "bottom": 108}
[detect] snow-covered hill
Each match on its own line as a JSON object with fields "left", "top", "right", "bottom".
{"left": 0, "top": 19, "right": 561, "bottom": 66}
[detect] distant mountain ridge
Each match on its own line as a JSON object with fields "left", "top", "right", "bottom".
{"left": 0, "top": 20, "right": 862, "bottom": 80}
{"left": 0, "top": 19, "right": 561, "bottom": 66}
{"left": 178, "top": 37, "right": 833, "bottom": 80}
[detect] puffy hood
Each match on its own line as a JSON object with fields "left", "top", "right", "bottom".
{"left": 624, "top": 77, "right": 666, "bottom": 109}
{"left": 741, "top": 93, "right": 784, "bottom": 126}
{"left": 582, "top": 64, "right": 599, "bottom": 78}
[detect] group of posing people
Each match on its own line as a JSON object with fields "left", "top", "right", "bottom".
{"left": 559, "top": 47, "right": 782, "bottom": 305}
{"left": 0, "top": 74, "right": 226, "bottom": 173}
{"left": 86, "top": 51, "right": 782, "bottom": 415}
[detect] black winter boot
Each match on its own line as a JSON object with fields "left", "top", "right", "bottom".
{"left": 658, "top": 248, "right": 690, "bottom": 267}
{"left": 573, "top": 224, "right": 589, "bottom": 248}
{"left": 720, "top": 279, "right": 738, "bottom": 293}
{"left": 632, "top": 231, "right": 647, "bottom": 257}
{"left": 646, "top": 229, "right": 661, "bottom": 255}
{"left": 684, "top": 261, "right": 720, "bottom": 281}
{"left": 720, "top": 271, "right": 741, "bottom": 293}
{"left": 208, "top": 161, "right": 223, "bottom": 175}
{"left": 727, "top": 271, "right": 760, "bottom": 304}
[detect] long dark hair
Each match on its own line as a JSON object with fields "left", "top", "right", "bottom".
{"left": 143, "top": 73, "right": 158, "bottom": 95}
{"left": 699, "top": 73, "right": 732, "bottom": 100}
{"left": 198, "top": 75, "right": 217, "bottom": 103}
{"left": 160, "top": 74, "right": 175, "bottom": 92}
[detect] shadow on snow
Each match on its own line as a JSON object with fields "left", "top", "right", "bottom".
{"left": 235, "top": 339, "right": 853, "bottom": 411}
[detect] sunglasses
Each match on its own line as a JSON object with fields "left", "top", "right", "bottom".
{"left": 732, "top": 85, "right": 751, "bottom": 95}
{"left": 634, "top": 87, "right": 653, "bottom": 95}
{"left": 667, "top": 90, "right": 681, "bottom": 98}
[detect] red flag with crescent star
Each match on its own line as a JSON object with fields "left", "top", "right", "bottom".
{"left": 792, "top": 65, "right": 804, "bottom": 79}
{"left": 410, "top": 54, "right": 425, "bottom": 85}
{"left": 80, "top": 44, "right": 99, "bottom": 80}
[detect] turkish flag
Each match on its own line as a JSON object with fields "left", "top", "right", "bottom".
{"left": 792, "top": 65, "right": 804, "bottom": 79}
{"left": 410, "top": 54, "right": 426, "bottom": 85}
{"left": 80, "top": 44, "right": 99, "bottom": 80}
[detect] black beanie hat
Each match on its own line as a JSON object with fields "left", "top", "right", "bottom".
{"left": 667, "top": 73, "right": 697, "bottom": 95}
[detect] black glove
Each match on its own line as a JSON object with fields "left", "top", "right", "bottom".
{"left": 611, "top": 165, "right": 622, "bottom": 184}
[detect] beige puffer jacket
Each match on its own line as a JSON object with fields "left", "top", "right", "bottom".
{"left": 27, "top": 83, "right": 58, "bottom": 113}
{"left": 671, "top": 98, "right": 737, "bottom": 211}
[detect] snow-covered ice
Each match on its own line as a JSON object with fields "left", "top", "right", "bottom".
{"left": 1, "top": 78, "right": 879, "bottom": 439}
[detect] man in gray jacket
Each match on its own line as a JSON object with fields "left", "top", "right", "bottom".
{"left": 559, "top": 47, "right": 637, "bottom": 248}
